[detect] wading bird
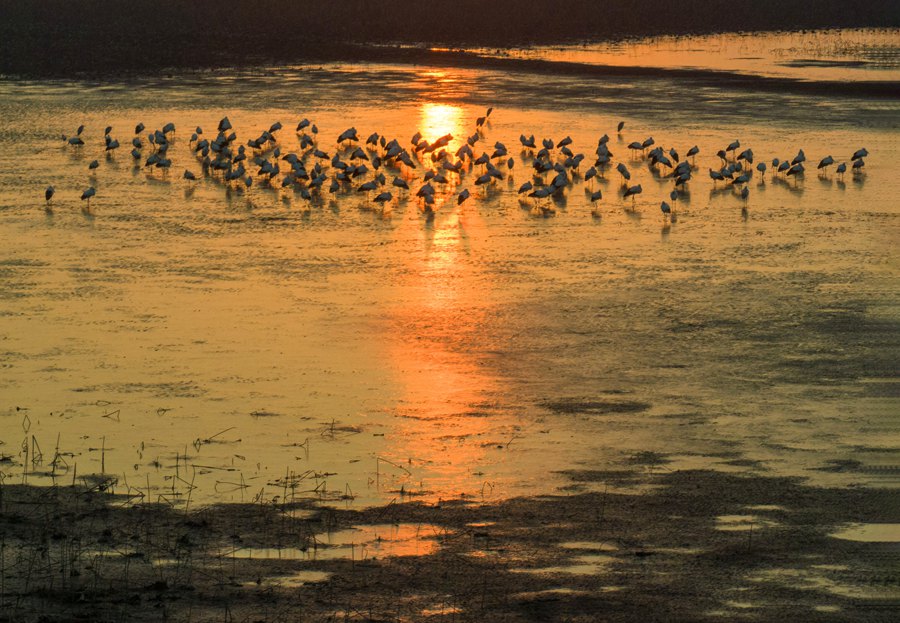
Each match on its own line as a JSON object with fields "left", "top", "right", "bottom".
{"left": 623, "top": 184, "right": 642, "bottom": 203}
{"left": 80, "top": 186, "right": 95, "bottom": 207}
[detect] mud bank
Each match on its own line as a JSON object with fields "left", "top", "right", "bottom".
{"left": 1, "top": 0, "right": 898, "bottom": 76}
{"left": 1, "top": 469, "right": 896, "bottom": 622}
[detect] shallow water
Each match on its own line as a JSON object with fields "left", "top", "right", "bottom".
{"left": 473, "top": 28, "right": 900, "bottom": 82}
{"left": 0, "top": 31, "right": 898, "bottom": 509}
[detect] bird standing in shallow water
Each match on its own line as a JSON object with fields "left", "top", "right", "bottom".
{"left": 623, "top": 184, "right": 642, "bottom": 204}
{"left": 80, "top": 186, "right": 96, "bottom": 208}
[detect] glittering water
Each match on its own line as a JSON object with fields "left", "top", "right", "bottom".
{"left": 0, "top": 33, "right": 897, "bottom": 508}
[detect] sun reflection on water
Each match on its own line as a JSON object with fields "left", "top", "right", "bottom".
{"left": 374, "top": 160, "right": 514, "bottom": 497}
{"left": 419, "top": 102, "right": 465, "bottom": 150}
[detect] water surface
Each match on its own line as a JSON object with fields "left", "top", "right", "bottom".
{"left": 0, "top": 32, "right": 897, "bottom": 508}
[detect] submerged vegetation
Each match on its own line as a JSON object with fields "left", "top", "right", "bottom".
{"left": 0, "top": 0, "right": 898, "bottom": 75}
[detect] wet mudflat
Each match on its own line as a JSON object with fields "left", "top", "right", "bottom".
{"left": 0, "top": 469, "right": 897, "bottom": 621}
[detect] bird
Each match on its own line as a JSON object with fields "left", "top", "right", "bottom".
{"left": 617, "top": 121, "right": 625, "bottom": 133}
{"left": 590, "top": 190, "right": 603, "bottom": 217}
{"left": 851, "top": 148, "right": 868, "bottom": 161}
{"left": 660, "top": 201, "right": 671, "bottom": 219}
{"left": 88, "top": 160, "right": 99, "bottom": 170}
{"left": 623, "top": 184, "right": 643, "bottom": 202}
{"left": 337, "top": 128, "right": 359, "bottom": 145}
{"left": 358, "top": 180, "right": 378, "bottom": 194}
{"left": 836, "top": 162, "right": 847, "bottom": 178}
{"left": 45, "top": 186, "right": 55, "bottom": 204}
{"left": 373, "top": 191, "right": 392, "bottom": 207}
{"left": 529, "top": 187, "right": 553, "bottom": 200}
{"left": 80, "top": 186, "right": 96, "bottom": 206}
{"left": 817, "top": 155, "right": 834, "bottom": 172}
{"left": 474, "top": 173, "right": 492, "bottom": 186}
{"left": 183, "top": 170, "right": 196, "bottom": 180}
{"left": 457, "top": 189, "right": 470, "bottom": 205}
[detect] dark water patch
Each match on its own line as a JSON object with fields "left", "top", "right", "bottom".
{"left": 0, "top": 258, "right": 49, "bottom": 268}
{"left": 626, "top": 451, "right": 670, "bottom": 466}
{"left": 541, "top": 398, "right": 651, "bottom": 415}
{"left": 781, "top": 59, "right": 871, "bottom": 68}
{"left": 560, "top": 469, "right": 646, "bottom": 484}
{"left": 71, "top": 380, "right": 205, "bottom": 398}
{"left": 816, "top": 459, "right": 865, "bottom": 472}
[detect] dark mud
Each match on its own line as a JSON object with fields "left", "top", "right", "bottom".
{"left": 1, "top": 0, "right": 898, "bottom": 78}
{"left": 1, "top": 469, "right": 896, "bottom": 622}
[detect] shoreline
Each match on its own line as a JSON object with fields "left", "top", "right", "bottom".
{"left": 2, "top": 44, "right": 898, "bottom": 100}
{"left": 1, "top": 0, "right": 898, "bottom": 79}
{"left": 0, "top": 469, "right": 895, "bottom": 621}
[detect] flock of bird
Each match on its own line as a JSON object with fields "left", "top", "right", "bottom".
{"left": 47, "top": 109, "right": 870, "bottom": 223}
